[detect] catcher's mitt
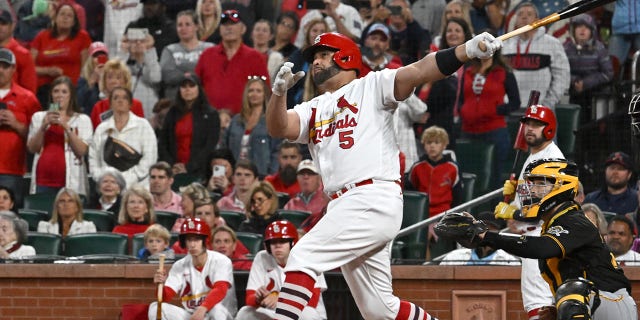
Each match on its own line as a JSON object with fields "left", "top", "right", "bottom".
{"left": 434, "top": 212, "right": 488, "bottom": 248}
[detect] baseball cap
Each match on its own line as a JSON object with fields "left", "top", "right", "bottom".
{"left": 0, "top": 9, "right": 12, "bottom": 23}
{"left": 297, "top": 159, "right": 318, "bottom": 174}
{"left": 88, "top": 41, "right": 108, "bottom": 57}
{"left": 0, "top": 49, "right": 16, "bottom": 65}
{"left": 605, "top": 151, "right": 634, "bottom": 171}
{"left": 221, "top": 9, "right": 241, "bottom": 24}
{"left": 476, "top": 211, "right": 506, "bottom": 230}
{"left": 180, "top": 72, "right": 201, "bottom": 86}
{"left": 367, "top": 23, "right": 390, "bottom": 40}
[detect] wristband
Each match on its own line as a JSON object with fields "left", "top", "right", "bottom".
{"left": 435, "top": 47, "right": 464, "bottom": 76}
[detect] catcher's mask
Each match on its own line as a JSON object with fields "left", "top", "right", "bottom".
{"left": 517, "top": 158, "right": 579, "bottom": 219}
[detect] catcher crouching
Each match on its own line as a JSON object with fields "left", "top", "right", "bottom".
{"left": 435, "top": 158, "right": 637, "bottom": 320}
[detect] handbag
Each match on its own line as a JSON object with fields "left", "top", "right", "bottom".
{"left": 103, "top": 130, "right": 142, "bottom": 171}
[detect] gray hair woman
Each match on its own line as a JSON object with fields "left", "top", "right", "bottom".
{"left": 0, "top": 211, "right": 36, "bottom": 259}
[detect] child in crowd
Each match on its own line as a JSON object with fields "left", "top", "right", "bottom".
{"left": 138, "top": 224, "right": 175, "bottom": 261}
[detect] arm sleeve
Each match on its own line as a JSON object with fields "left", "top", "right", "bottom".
{"left": 244, "top": 289, "right": 258, "bottom": 307}
{"left": 162, "top": 285, "right": 177, "bottom": 302}
{"left": 199, "top": 281, "right": 230, "bottom": 310}
{"left": 497, "top": 71, "right": 521, "bottom": 115}
{"left": 307, "top": 287, "right": 321, "bottom": 308}
{"left": 124, "top": 119, "right": 157, "bottom": 182}
{"left": 142, "top": 49, "right": 161, "bottom": 85}
{"left": 482, "top": 232, "right": 563, "bottom": 259}
{"left": 545, "top": 42, "right": 570, "bottom": 107}
{"left": 160, "top": 46, "right": 181, "bottom": 88}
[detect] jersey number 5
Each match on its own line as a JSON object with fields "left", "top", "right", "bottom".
{"left": 339, "top": 130, "right": 354, "bottom": 149}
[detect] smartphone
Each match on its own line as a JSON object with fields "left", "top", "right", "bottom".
{"left": 49, "top": 102, "right": 60, "bottom": 112}
{"left": 387, "top": 5, "right": 402, "bottom": 15}
{"left": 127, "top": 28, "right": 149, "bottom": 41}
{"left": 96, "top": 54, "right": 108, "bottom": 65}
{"left": 0, "top": 102, "right": 6, "bottom": 110}
{"left": 213, "top": 165, "right": 226, "bottom": 177}
{"left": 306, "top": 0, "right": 326, "bottom": 9}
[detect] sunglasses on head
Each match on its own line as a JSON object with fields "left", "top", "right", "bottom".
{"left": 221, "top": 11, "right": 239, "bottom": 19}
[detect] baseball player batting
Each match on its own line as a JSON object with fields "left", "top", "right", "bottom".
{"left": 266, "top": 31, "right": 502, "bottom": 319}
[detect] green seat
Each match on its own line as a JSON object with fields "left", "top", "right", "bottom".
{"left": 396, "top": 191, "right": 429, "bottom": 260}
{"left": 23, "top": 193, "right": 57, "bottom": 217}
{"left": 19, "top": 209, "right": 48, "bottom": 231}
{"left": 26, "top": 232, "right": 62, "bottom": 255}
{"left": 455, "top": 139, "right": 495, "bottom": 197}
{"left": 220, "top": 210, "right": 245, "bottom": 231}
{"left": 131, "top": 233, "right": 145, "bottom": 257}
{"left": 461, "top": 172, "right": 476, "bottom": 204}
{"left": 276, "top": 192, "right": 290, "bottom": 209}
{"left": 171, "top": 174, "right": 201, "bottom": 192}
{"left": 63, "top": 232, "right": 128, "bottom": 256}
{"left": 276, "top": 209, "right": 311, "bottom": 228}
{"left": 82, "top": 209, "right": 115, "bottom": 232}
{"left": 155, "top": 211, "right": 180, "bottom": 231}
{"left": 555, "top": 104, "right": 581, "bottom": 160}
{"left": 236, "top": 232, "right": 264, "bottom": 255}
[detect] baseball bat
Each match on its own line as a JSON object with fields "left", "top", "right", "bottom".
{"left": 504, "top": 90, "right": 539, "bottom": 203}
{"left": 480, "top": 0, "right": 616, "bottom": 51}
{"left": 156, "top": 253, "right": 166, "bottom": 320}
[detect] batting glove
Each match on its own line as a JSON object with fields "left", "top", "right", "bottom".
{"left": 465, "top": 32, "right": 503, "bottom": 60}
{"left": 502, "top": 179, "right": 517, "bottom": 198}
{"left": 272, "top": 62, "right": 305, "bottom": 97}
{"left": 494, "top": 201, "right": 518, "bottom": 220}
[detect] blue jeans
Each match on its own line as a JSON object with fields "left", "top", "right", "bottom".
{"left": 0, "top": 174, "right": 24, "bottom": 210}
{"left": 609, "top": 33, "right": 640, "bottom": 68}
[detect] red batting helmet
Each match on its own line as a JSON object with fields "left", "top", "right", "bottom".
{"left": 264, "top": 220, "right": 298, "bottom": 254}
{"left": 303, "top": 32, "right": 362, "bottom": 74}
{"left": 520, "top": 105, "right": 557, "bottom": 140}
{"left": 179, "top": 218, "right": 211, "bottom": 249}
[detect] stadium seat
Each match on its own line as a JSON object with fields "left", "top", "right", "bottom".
{"left": 555, "top": 104, "right": 581, "bottom": 160}
{"left": 396, "top": 191, "right": 429, "bottom": 260}
{"left": 131, "top": 233, "right": 145, "bottom": 257}
{"left": 461, "top": 172, "right": 476, "bottom": 204}
{"left": 63, "top": 232, "right": 128, "bottom": 256}
{"left": 171, "top": 173, "right": 201, "bottom": 192}
{"left": 23, "top": 193, "right": 57, "bottom": 217}
{"left": 219, "top": 210, "right": 245, "bottom": 231}
{"left": 276, "top": 209, "right": 311, "bottom": 228}
{"left": 19, "top": 209, "right": 48, "bottom": 231}
{"left": 155, "top": 211, "right": 180, "bottom": 231}
{"left": 455, "top": 139, "right": 495, "bottom": 197}
{"left": 236, "top": 232, "right": 264, "bottom": 255}
{"left": 82, "top": 209, "right": 115, "bottom": 232}
{"left": 276, "top": 192, "right": 290, "bottom": 209}
{"left": 602, "top": 211, "right": 617, "bottom": 224}
{"left": 26, "top": 232, "right": 62, "bottom": 255}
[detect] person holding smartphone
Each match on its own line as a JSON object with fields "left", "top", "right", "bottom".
{"left": 77, "top": 41, "right": 111, "bottom": 115}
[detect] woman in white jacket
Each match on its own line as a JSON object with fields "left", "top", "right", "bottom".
{"left": 27, "top": 76, "right": 93, "bottom": 196}
{"left": 90, "top": 87, "right": 157, "bottom": 189}
{"left": 37, "top": 188, "right": 96, "bottom": 237}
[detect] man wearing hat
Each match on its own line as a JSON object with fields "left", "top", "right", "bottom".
{"left": 195, "top": 9, "right": 268, "bottom": 115}
{"left": 359, "top": 22, "right": 402, "bottom": 76}
{"left": 0, "top": 48, "right": 41, "bottom": 208}
{"left": 584, "top": 151, "right": 638, "bottom": 215}
{"left": 0, "top": 8, "right": 36, "bottom": 93}
{"left": 283, "top": 159, "right": 329, "bottom": 234}
{"left": 125, "top": 0, "right": 178, "bottom": 57}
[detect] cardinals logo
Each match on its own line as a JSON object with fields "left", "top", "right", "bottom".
{"left": 337, "top": 95, "right": 358, "bottom": 114}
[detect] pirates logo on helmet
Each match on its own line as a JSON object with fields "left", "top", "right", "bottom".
{"left": 264, "top": 220, "right": 299, "bottom": 254}
{"left": 179, "top": 218, "right": 211, "bottom": 249}
{"left": 302, "top": 32, "right": 362, "bottom": 75}
{"left": 520, "top": 104, "right": 557, "bottom": 140}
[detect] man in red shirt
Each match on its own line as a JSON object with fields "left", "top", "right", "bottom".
{"left": 264, "top": 142, "right": 302, "bottom": 198}
{"left": 0, "top": 49, "right": 41, "bottom": 207}
{"left": 284, "top": 159, "right": 329, "bottom": 235}
{"left": 0, "top": 9, "right": 37, "bottom": 93}
{"left": 194, "top": 9, "right": 269, "bottom": 115}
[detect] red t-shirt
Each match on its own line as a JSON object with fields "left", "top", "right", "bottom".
{"left": 264, "top": 173, "right": 300, "bottom": 198}
{"left": 175, "top": 112, "right": 193, "bottom": 165}
{"left": 31, "top": 29, "right": 92, "bottom": 86}
{"left": 5, "top": 38, "right": 37, "bottom": 93}
{"left": 35, "top": 125, "right": 66, "bottom": 187}
{"left": 0, "top": 84, "right": 41, "bottom": 175}
{"left": 89, "top": 98, "right": 145, "bottom": 129}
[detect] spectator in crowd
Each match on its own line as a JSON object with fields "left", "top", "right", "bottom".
{"left": 137, "top": 223, "right": 175, "bottom": 260}
{"left": 431, "top": 0, "right": 473, "bottom": 52}
{"left": 158, "top": 72, "right": 219, "bottom": 180}
{"left": 0, "top": 186, "right": 15, "bottom": 212}
{"left": 386, "top": 0, "right": 430, "bottom": 66}
{"left": 217, "top": 159, "right": 259, "bottom": 213}
{"left": 149, "top": 161, "right": 182, "bottom": 214}
{"left": 564, "top": 13, "right": 614, "bottom": 115}
{"left": 503, "top": 0, "right": 572, "bottom": 45}
{"left": 196, "top": 0, "right": 221, "bottom": 43}
{"left": 271, "top": 11, "right": 299, "bottom": 61}
{"left": 278, "top": 0, "right": 307, "bottom": 21}
{"left": 459, "top": 46, "right": 520, "bottom": 188}
{"left": 172, "top": 182, "right": 209, "bottom": 232}
{"left": 236, "top": 220, "right": 327, "bottom": 320}
{"left": 195, "top": 9, "right": 269, "bottom": 115}
{"left": 37, "top": 188, "right": 96, "bottom": 237}
{"left": 582, "top": 202, "right": 608, "bottom": 237}
{"left": 103, "top": 0, "right": 141, "bottom": 56}
{"left": 194, "top": 198, "right": 226, "bottom": 229}
{"left": 394, "top": 94, "right": 427, "bottom": 173}
{"left": 89, "top": 87, "right": 157, "bottom": 189}
{"left": 294, "top": 0, "right": 362, "bottom": 49}
{"left": 0, "top": 49, "right": 41, "bottom": 208}
{"left": 411, "top": 0, "right": 446, "bottom": 38}
{"left": 584, "top": 151, "right": 639, "bottom": 216}
{"left": 76, "top": 41, "right": 110, "bottom": 114}
{"left": 88, "top": 59, "right": 145, "bottom": 128}
{"left": 205, "top": 148, "right": 236, "bottom": 197}
{"left": 30, "top": 1, "right": 91, "bottom": 108}
{"left": 90, "top": 168, "right": 126, "bottom": 218}
{"left": 251, "top": 19, "right": 284, "bottom": 81}
{"left": 160, "top": 10, "right": 214, "bottom": 101}
{"left": 284, "top": 159, "right": 328, "bottom": 220}
{"left": 149, "top": 217, "right": 237, "bottom": 320}
{"left": 212, "top": 225, "right": 252, "bottom": 270}
{"left": 501, "top": 2, "right": 570, "bottom": 109}
{"left": 27, "top": 76, "right": 92, "bottom": 196}
{"left": 119, "top": 25, "right": 162, "bottom": 119}
{"left": 238, "top": 181, "right": 281, "bottom": 235}
{"left": 469, "top": 0, "right": 505, "bottom": 35}
{"left": 0, "top": 8, "right": 36, "bottom": 93}
{"left": 50, "top": 0, "right": 87, "bottom": 30}
{"left": 125, "top": 0, "right": 178, "bottom": 57}
{"left": 15, "top": 0, "right": 51, "bottom": 48}
{"left": 0, "top": 211, "right": 35, "bottom": 259}
{"left": 609, "top": 0, "right": 640, "bottom": 72}
{"left": 264, "top": 142, "right": 302, "bottom": 198}
{"left": 440, "top": 211, "right": 520, "bottom": 265}
{"left": 223, "top": 76, "right": 280, "bottom": 178}
{"left": 607, "top": 215, "right": 640, "bottom": 266}
{"left": 359, "top": 22, "right": 402, "bottom": 77}
{"left": 113, "top": 185, "right": 156, "bottom": 239}
{"left": 220, "top": 0, "right": 275, "bottom": 44}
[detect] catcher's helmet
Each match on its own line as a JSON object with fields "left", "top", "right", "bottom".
{"left": 517, "top": 158, "right": 579, "bottom": 219}
{"left": 302, "top": 32, "right": 362, "bottom": 74}
{"left": 520, "top": 105, "right": 557, "bottom": 140}
{"left": 264, "top": 220, "right": 298, "bottom": 254}
{"left": 179, "top": 218, "right": 211, "bottom": 249}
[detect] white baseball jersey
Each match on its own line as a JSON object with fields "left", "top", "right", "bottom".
{"left": 164, "top": 250, "right": 237, "bottom": 315}
{"left": 292, "top": 69, "right": 401, "bottom": 193}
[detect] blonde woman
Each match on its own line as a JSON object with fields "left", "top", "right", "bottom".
{"left": 196, "top": 0, "right": 222, "bottom": 43}
{"left": 113, "top": 185, "right": 156, "bottom": 239}
{"left": 238, "top": 181, "right": 281, "bottom": 235}
{"left": 38, "top": 188, "right": 96, "bottom": 237}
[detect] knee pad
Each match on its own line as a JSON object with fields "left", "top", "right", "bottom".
{"left": 555, "top": 278, "right": 599, "bottom": 320}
